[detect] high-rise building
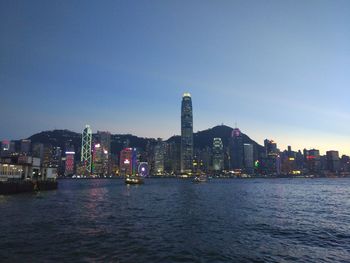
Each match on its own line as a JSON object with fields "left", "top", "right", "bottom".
{"left": 42, "top": 144, "right": 53, "bottom": 167}
{"left": 1, "top": 140, "right": 10, "bottom": 157}
{"left": 20, "top": 139, "right": 31, "bottom": 155}
{"left": 261, "top": 139, "right": 280, "bottom": 175}
{"left": 164, "top": 141, "right": 180, "bottom": 174}
{"left": 65, "top": 151, "right": 75, "bottom": 176}
{"left": 154, "top": 139, "right": 165, "bottom": 175}
{"left": 229, "top": 128, "right": 244, "bottom": 170}
{"left": 305, "top": 149, "right": 321, "bottom": 173}
{"left": 81, "top": 125, "right": 92, "bottom": 175}
{"left": 264, "top": 139, "right": 277, "bottom": 156}
{"left": 326, "top": 151, "right": 340, "bottom": 173}
{"left": 212, "top": 138, "right": 224, "bottom": 172}
{"left": 181, "top": 92, "right": 193, "bottom": 174}
{"left": 244, "top": 143, "right": 254, "bottom": 174}
{"left": 32, "top": 143, "right": 44, "bottom": 161}
{"left": 93, "top": 131, "right": 111, "bottom": 176}
{"left": 119, "top": 148, "right": 138, "bottom": 176}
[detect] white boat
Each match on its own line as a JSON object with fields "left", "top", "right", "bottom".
{"left": 193, "top": 175, "right": 208, "bottom": 183}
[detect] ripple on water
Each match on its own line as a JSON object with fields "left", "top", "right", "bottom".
{"left": 0, "top": 178, "right": 350, "bottom": 262}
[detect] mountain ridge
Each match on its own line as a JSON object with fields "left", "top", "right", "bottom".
{"left": 27, "top": 125, "right": 264, "bottom": 156}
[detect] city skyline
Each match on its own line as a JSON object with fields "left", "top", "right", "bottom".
{"left": 1, "top": 1, "right": 350, "bottom": 155}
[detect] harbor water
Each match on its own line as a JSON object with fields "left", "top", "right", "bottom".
{"left": 0, "top": 178, "right": 350, "bottom": 262}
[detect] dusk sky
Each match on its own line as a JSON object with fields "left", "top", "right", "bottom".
{"left": 1, "top": 0, "right": 349, "bottom": 155}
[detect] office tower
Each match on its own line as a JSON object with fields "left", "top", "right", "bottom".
{"left": 244, "top": 143, "right": 254, "bottom": 174}
{"left": 9, "top": 141, "right": 16, "bottom": 153}
{"left": 212, "top": 138, "right": 224, "bottom": 172}
{"left": 1, "top": 140, "right": 10, "bottom": 157}
{"left": 229, "top": 128, "right": 244, "bottom": 170}
{"left": 92, "top": 143, "right": 103, "bottom": 175}
{"left": 93, "top": 131, "right": 111, "bottom": 176}
{"left": 264, "top": 139, "right": 277, "bottom": 156}
{"left": 52, "top": 146, "right": 62, "bottom": 168}
{"left": 20, "top": 139, "right": 31, "bottom": 155}
{"left": 262, "top": 139, "right": 280, "bottom": 174}
{"left": 199, "top": 146, "right": 211, "bottom": 173}
{"left": 326, "top": 151, "right": 340, "bottom": 172}
{"left": 164, "top": 141, "right": 180, "bottom": 174}
{"left": 32, "top": 143, "right": 44, "bottom": 161}
{"left": 306, "top": 149, "right": 321, "bottom": 173}
{"left": 120, "top": 148, "right": 137, "bottom": 176}
{"left": 98, "top": 131, "right": 111, "bottom": 175}
{"left": 154, "top": 139, "right": 165, "bottom": 175}
{"left": 65, "top": 151, "right": 75, "bottom": 176}
{"left": 42, "top": 145, "right": 53, "bottom": 167}
{"left": 81, "top": 125, "right": 92, "bottom": 175}
{"left": 181, "top": 92, "right": 193, "bottom": 174}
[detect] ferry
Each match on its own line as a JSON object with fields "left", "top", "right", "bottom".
{"left": 125, "top": 175, "right": 144, "bottom": 185}
{"left": 193, "top": 175, "right": 208, "bottom": 183}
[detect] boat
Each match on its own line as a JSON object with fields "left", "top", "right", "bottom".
{"left": 125, "top": 175, "right": 144, "bottom": 185}
{"left": 193, "top": 175, "right": 208, "bottom": 183}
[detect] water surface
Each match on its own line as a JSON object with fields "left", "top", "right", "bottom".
{"left": 1, "top": 178, "right": 350, "bottom": 262}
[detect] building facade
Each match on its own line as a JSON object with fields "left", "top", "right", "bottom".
{"left": 229, "top": 128, "right": 244, "bottom": 170}
{"left": 212, "top": 138, "right": 224, "bottom": 172}
{"left": 81, "top": 125, "right": 92, "bottom": 175}
{"left": 181, "top": 93, "right": 193, "bottom": 174}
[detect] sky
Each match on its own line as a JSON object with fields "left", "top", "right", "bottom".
{"left": 1, "top": 0, "right": 350, "bottom": 155}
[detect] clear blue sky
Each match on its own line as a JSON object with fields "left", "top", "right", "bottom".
{"left": 1, "top": 0, "right": 349, "bottom": 154}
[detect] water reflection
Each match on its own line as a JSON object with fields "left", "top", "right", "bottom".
{"left": 0, "top": 178, "right": 350, "bottom": 262}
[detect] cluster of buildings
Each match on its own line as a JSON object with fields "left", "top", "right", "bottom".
{"left": 1, "top": 93, "right": 350, "bottom": 180}
{"left": 0, "top": 139, "right": 58, "bottom": 181}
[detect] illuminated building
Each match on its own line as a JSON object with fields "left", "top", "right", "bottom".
{"left": 92, "top": 143, "right": 103, "bottom": 175}
{"left": 154, "top": 139, "right": 165, "bottom": 175}
{"left": 52, "top": 146, "right": 62, "bottom": 168}
{"left": 65, "top": 151, "right": 75, "bottom": 176}
{"left": 199, "top": 146, "right": 211, "bottom": 173}
{"left": 181, "top": 92, "right": 193, "bottom": 174}
{"left": 92, "top": 131, "right": 111, "bottom": 176}
{"left": 1, "top": 140, "right": 10, "bottom": 157}
{"left": 212, "top": 138, "right": 224, "bottom": 172}
{"left": 98, "top": 131, "right": 111, "bottom": 175}
{"left": 261, "top": 139, "right": 280, "bottom": 175}
{"left": 164, "top": 141, "right": 180, "bottom": 174}
{"left": 42, "top": 145, "right": 53, "bottom": 167}
{"left": 305, "top": 149, "right": 321, "bottom": 173}
{"left": 264, "top": 139, "right": 278, "bottom": 156}
{"left": 326, "top": 151, "right": 340, "bottom": 173}
{"left": 244, "top": 143, "right": 254, "bottom": 174}
{"left": 119, "top": 148, "right": 138, "bottom": 176}
{"left": 229, "top": 128, "right": 244, "bottom": 170}
{"left": 81, "top": 125, "right": 92, "bottom": 175}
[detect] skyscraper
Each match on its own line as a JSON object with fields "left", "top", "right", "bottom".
{"left": 154, "top": 138, "right": 165, "bottom": 175}
{"left": 229, "top": 128, "right": 244, "bottom": 170}
{"left": 244, "top": 143, "right": 254, "bottom": 174}
{"left": 119, "top": 148, "right": 138, "bottom": 176}
{"left": 65, "top": 151, "right": 75, "bottom": 176}
{"left": 81, "top": 125, "right": 92, "bottom": 175}
{"left": 93, "top": 131, "right": 111, "bottom": 176}
{"left": 212, "top": 138, "right": 224, "bottom": 172}
{"left": 326, "top": 150, "right": 340, "bottom": 173}
{"left": 181, "top": 92, "right": 193, "bottom": 174}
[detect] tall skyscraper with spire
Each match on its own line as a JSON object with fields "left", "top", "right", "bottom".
{"left": 181, "top": 92, "right": 193, "bottom": 174}
{"left": 81, "top": 125, "right": 92, "bottom": 175}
